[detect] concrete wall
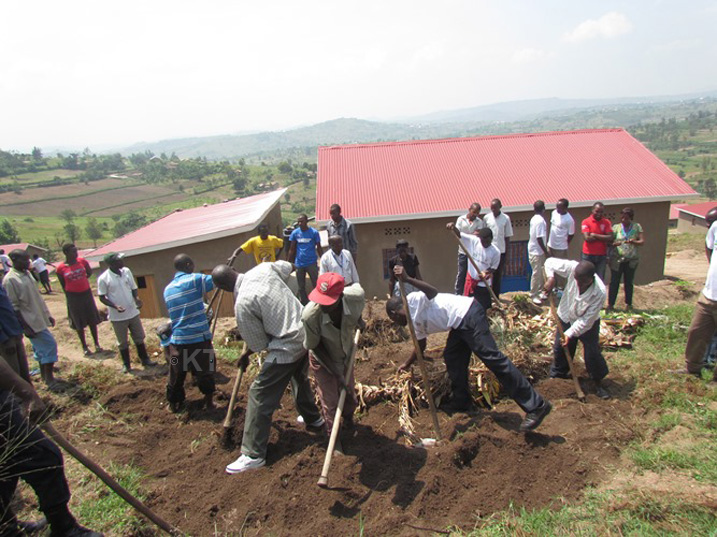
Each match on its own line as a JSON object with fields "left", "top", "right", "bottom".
{"left": 677, "top": 213, "right": 708, "bottom": 233}
{"left": 353, "top": 201, "right": 671, "bottom": 298}
{"left": 116, "top": 204, "right": 284, "bottom": 318}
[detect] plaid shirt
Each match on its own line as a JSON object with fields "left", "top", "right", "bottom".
{"left": 234, "top": 261, "right": 305, "bottom": 364}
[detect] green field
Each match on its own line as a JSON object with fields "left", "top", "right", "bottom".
{"left": 0, "top": 168, "right": 84, "bottom": 186}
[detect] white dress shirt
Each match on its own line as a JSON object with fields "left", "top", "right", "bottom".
{"left": 406, "top": 292, "right": 474, "bottom": 340}
{"left": 319, "top": 249, "right": 359, "bottom": 285}
{"left": 703, "top": 221, "right": 717, "bottom": 301}
{"left": 544, "top": 258, "right": 605, "bottom": 339}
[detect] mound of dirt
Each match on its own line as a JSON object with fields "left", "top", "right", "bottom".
{"left": 59, "top": 357, "right": 637, "bottom": 536}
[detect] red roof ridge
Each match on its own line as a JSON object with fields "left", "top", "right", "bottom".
{"left": 319, "top": 128, "right": 627, "bottom": 151}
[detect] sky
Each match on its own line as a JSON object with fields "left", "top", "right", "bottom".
{"left": 2, "top": 0, "right": 717, "bottom": 151}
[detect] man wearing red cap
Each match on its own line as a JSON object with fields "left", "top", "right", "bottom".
{"left": 301, "top": 273, "right": 365, "bottom": 444}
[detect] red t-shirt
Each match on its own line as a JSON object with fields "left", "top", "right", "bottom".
{"left": 581, "top": 215, "right": 612, "bottom": 256}
{"left": 56, "top": 258, "right": 91, "bottom": 293}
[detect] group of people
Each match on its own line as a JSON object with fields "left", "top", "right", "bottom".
{"left": 159, "top": 204, "right": 561, "bottom": 476}
{"left": 0, "top": 256, "right": 111, "bottom": 532}
{"left": 6, "top": 193, "right": 714, "bottom": 529}
{"left": 449, "top": 198, "right": 646, "bottom": 400}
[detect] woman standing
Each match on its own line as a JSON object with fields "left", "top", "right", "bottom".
{"left": 56, "top": 243, "right": 104, "bottom": 355}
{"left": 608, "top": 208, "right": 645, "bottom": 311}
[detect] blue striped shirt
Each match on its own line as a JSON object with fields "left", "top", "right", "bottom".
{"left": 163, "top": 272, "right": 214, "bottom": 345}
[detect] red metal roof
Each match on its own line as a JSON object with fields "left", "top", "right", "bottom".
{"left": 0, "top": 243, "right": 30, "bottom": 253}
{"left": 316, "top": 129, "right": 697, "bottom": 223}
{"left": 0, "top": 243, "right": 49, "bottom": 253}
{"left": 88, "top": 189, "right": 286, "bottom": 260}
{"left": 677, "top": 201, "right": 717, "bottom": 219}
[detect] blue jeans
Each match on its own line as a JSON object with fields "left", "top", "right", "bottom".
{"left": 581, "top": 253, "right": 607, "bottom": 282}
{"left": 29, "top": 329, "right": 58, "bottom": 365}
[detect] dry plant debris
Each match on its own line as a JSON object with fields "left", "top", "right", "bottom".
{"left": 356, "top": 296, "right": 648, "bottom": 443}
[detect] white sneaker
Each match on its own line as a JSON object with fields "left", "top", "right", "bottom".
{"left": 225, "top": 454, "right": 265, "bottom": 474}
{"left": 296, "top": 415, "right": 325, "bottom": 428}
{"left": 531, "top": 297, "right": 543, "bottom": 305}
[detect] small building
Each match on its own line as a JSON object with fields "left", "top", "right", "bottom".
{"left": 86, "top": 189, "right": 286, "bottom": 318}
{"left": 316, "top": 129, "right": 697, "bottom": 298}
{"left": 669, "top": 203, "right": 689, "bottom": 228}
{"left": 677, "top": 201, "right": 717, "bottom": 233}
{"left": 0, "top": 243, "right": 48, "bottom": 258}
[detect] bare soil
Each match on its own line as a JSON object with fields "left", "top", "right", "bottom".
{"left": 33, "top": 266, "right": 704, "bottom": 536}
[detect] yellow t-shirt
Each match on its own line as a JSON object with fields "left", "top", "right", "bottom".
{"left": 240, "top": 235, "right": 284, "bottom": 264}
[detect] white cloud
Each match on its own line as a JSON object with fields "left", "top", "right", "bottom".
{"left": 512, "top": 48, "right": 550, "bottom": 64}
{"left": 563, "top": 12, "right": 633, "bottom": 42}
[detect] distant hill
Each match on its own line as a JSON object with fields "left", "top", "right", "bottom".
{"left": 403, "top": 90, "right": 717, "bottom": 124}
{"left": 121, "top": 92, "right": 717, "bottom": 160}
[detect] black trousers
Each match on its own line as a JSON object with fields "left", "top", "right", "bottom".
{"left": 608, "top": 261, "right": 637, "bottom": 307}
{"left": 443, "top": 301, "right": 544, "bottom": 412}
{"left": 491, "top": 253, "right": 506, "bottom": 297}
{"left": 454, "top": 253, "right": 468, "bottom": 295}
{"left": 0, "top": 391, "right": 71, "bottom": 530}
{"left": 551, "top": 318, "right": 608, "bottom": 381}
{"left": 167, "top": 340, "right": 216, "bottom": 404}
{"left": 469, "top": 285, "right": 492, "bottom": 313}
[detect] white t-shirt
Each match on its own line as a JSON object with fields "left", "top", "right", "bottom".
{"left": 455, "top": 214, "right": 484, "bottom": 253}
{"left": 406, "top": 292, "right": 474, "bottom": 340}
{"left": 459, "top": 233, "right": 500, "bottom": 287}
{"left": 528, "top": 214, "right": 548, "bottom": 256}
{"left": 703, "top": 222, "right": 717, "bottom": 301}
{"left": 97, "top": 267, "right": 139, "bottom": 322}
{"left": 483, "top": 212, "right": 513, "bottom": 254}
{"left": 32, "top": 257, "right": 48, "bottom": 273}
{"left": 0, "top": 254, "right": 11, "bottom": 272}
{"left": 548, "top": 211, "right": 575, "bottom": 250}
{"left": 319, "top": 249, "right": 359, "bottom": 285}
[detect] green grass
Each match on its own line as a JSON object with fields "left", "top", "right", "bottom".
{"left": 460, "top": 491, "right": 717, "bottom": 536}
{"left": 667, "top": 231, "right": 708, "bottom": 254}
{"left": 70, "top": 462, "right": 152, "bottom": 534}
{"left": 631, "top": 445, "right": 717, "bottom": 484}
{"left": 0, "top": 168, "right": 83, "bottom": 186}
{"left": 454, "top": 303, "right": 717, "bottom": 535}
{"left": 6, "top": 215, "right": 114, "bottom": 249}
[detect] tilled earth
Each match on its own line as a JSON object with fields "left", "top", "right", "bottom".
{"left": 54, "top": 339, "right": 637, "bottom": 536}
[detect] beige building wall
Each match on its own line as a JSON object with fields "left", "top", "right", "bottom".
{"left": 353, "top": 201, "right": 670, "bottom": 298}
{"left": 677, "top": 213, "right": 708, "bottom": 233}
{"left": 110, "top": 204, "right": 284, "bottom": 318}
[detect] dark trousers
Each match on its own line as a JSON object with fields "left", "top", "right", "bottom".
{"left": 551, "top": 319, "right": 608, "bottom": 381}
{"left": 581, "top": 253, "right": 607, "bottom": 282}
{"left": 167, "top": 340, "right": 216, "bottom": 404}
{"left": 0, "top": 391, "right": 71, "bottom": 530}
{"left": 443, "top": 302, "right": 544, "bottom": 412}
{"left": 469, "top": 285, "right": 492, "bottom": 313}
{"left": 608, "top": 261, "right": 637, "bottom": 307}
{"left": 0, "top": 336, "right": 31, "bottom": 383}
{"left": 491, "top": 253, "right": 506, "bottom": 297}
{"left": 454, "top": 253, "right": 468, "bottom": 295}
